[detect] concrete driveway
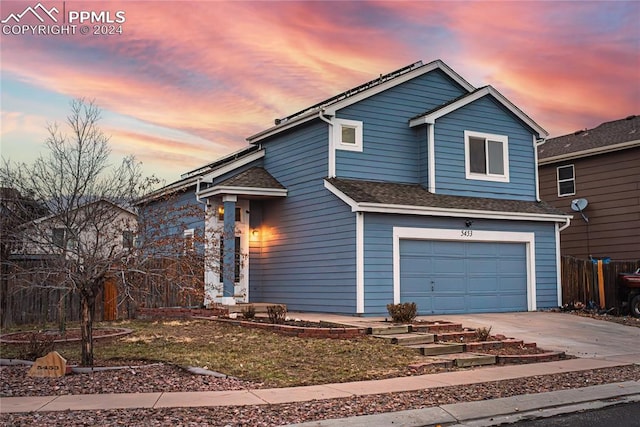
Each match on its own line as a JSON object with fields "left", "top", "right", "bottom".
{"left": 418, "top": 312, "right": 640, "bottom": 363}
{"left": 292, "top": 311, "right": 640, "bottom": 363}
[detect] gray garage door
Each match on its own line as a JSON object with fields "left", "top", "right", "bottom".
{"left": 400, "top": 239, "right": 528, "bottom": 314}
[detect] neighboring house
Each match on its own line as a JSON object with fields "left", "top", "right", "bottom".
{"left": 15, "top": 199, "right": 137, "bottom": 260}
{"left": 538, "top": 115, "right": 640, "bottom": 261}
{"left": 146, "top": 59, "right": 570, "bottom": 316}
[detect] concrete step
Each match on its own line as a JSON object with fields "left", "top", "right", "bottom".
{"left": 429, "top": 352, "right": 496, "bottom": 368}
{"left": 410, "top": 342, "right": 465, "bottom": 356}
{"left": 368, "top": 325, "right": 411, "bottom": 335}
{"left": 372, "top": 332, "right": 435, "bottom": 346}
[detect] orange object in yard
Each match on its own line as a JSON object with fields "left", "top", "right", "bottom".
{"left": 597, "top": 260, "right": 606, "bottom": 309}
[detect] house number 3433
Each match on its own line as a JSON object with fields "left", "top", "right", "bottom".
{"left": 460, "top": 229, "right": 473, "bottom": 237}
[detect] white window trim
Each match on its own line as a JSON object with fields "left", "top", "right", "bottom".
{"left": 392, "top": 227, "right": 537, "bottom": 311}
{"left": 464, "top": 130, "right": 510, "bottom": 183}
{"left": 183, "top": 228, "right": 195, "bottom": 252}
{"left": 333, "top": 118, "right": 363, "bottom": 152}
{"left": 556, "top": 164, "right": 576, "bottom": 197}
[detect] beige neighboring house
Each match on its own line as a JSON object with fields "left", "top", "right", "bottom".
{"left": 15, "top": 199, "right": 137, "bottom": 260}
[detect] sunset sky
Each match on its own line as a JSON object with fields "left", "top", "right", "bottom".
{"left": 1, "top": 0, "right": 639, "bottom": 184}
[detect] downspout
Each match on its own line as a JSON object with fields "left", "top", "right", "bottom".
{"left": 533, "top": 136, "right": 546, "bottom": 202}
{"left": 318, "top": 109, "right": 335, "bottom": 177}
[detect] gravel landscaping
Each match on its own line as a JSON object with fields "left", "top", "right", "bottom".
{"left": 1, "top": 364, "right": 639, "bottom": 426}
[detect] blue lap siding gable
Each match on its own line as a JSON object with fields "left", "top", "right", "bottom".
{"left": 249, "top": 120, "right": 358, "bottom": 313}
{"left": 335, "top": 69, "right": 467, "bottom": 184}
{"left": 433, "top": 96, "right": 538, "bottom": 200}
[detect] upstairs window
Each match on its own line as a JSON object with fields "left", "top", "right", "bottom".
{"left": 557, "top": 165, "right": 575, "bottom": 197}
{"left": 464, "top": 130, "right": 509, "bottom": 182}
{"left": 333, "top": 118, "right": 363, "bottom": 152}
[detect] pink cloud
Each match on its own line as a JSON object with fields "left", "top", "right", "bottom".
{"left": 2, "top": 0, "right": 638, "bottom": 182}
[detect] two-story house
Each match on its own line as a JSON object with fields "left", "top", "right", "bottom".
{"left": 538, "top": 115, "right": 640, "bottom": 261}
{"left": 147, "top": 59, "right": 569, "bottom": 316}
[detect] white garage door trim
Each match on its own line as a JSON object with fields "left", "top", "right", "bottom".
{"left": 393, "top": 227, "right": 537, "bottom": 311}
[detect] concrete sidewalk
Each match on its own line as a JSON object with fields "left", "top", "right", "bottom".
{"left": 0, "top": 358, "right": 633, "bottom": 413}
{"left": 286, "top": 381, "right": 640, "bottom": 427}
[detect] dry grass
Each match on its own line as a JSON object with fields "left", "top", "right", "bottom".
{"left": 1, "top": 319, "right": 424, "bottom": 387}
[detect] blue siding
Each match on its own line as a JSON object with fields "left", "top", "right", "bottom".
{"left": 335, "top": 69, "right": 467, "bottom": 183}
{"left": 434, "top": 96, "right": 538, "bottom": 200}
{"left": 363, "top": 213, "right": 558, "bottom": 316}
{"left": 251, "top": 120, "right": 358, "bottom": 313}
{"left": 139, "top": 187, "right": 205, "bottom": 254}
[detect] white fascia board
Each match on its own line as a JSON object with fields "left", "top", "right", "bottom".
{"left": 247, "top": 113, "right": 319, "bottom": 144}
{"left": 323, "top": 60, "right": 474, "bottom": 116}
{"left": 136, "top": 150, "right": 265, "bottom": 204}
{"left": 323, "top": 180, "right": 360, "bottom": 210}
{"left": 135, "top": 176, "right": 200, "bottom": 204}
{"left": 197, "top": 186, "right": 287, "bottom": 198}
{"left": 357, "top": 202, "right": 570, "bottom": 222}
{"left": 537, "top": 139, "right": 640, "bottom": 165}
{"left": 200, "top": 150, "right": 265, "bottom": 182}
{"left": 325, "top": 179, "right": 570, "bottom": 223}
{"left": 410, "top": 86, "right": 548, "bottom": 138}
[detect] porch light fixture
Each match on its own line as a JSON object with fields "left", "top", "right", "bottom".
{"left": 250, "top": 228, "right": 260, "bottom": 241}
{"left": 217, "top": 205, "right": 224, "bottom": 221}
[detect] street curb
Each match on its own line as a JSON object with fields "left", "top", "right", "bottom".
{"left": 285, "top": 381, "right": 640, "bottom": 427}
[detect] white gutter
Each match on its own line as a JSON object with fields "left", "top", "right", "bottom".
{"left": 558, "top": 215, "right": 571, "bottom": 232}
{"left": 324, "top": 180, "right": 571, "bottom": 223}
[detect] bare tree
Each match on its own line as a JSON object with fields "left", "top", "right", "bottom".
{"left": 1, "top": 99, "right": 152, "bottom": 365}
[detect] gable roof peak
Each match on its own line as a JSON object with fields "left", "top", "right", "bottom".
{"left": 247, "top": 59, "right": 475, "bottom": 144}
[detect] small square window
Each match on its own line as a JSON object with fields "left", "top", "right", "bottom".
{"left": 333, "top": 118, "right": 363, "bottom": 152}
{"left": 557, "top": 165, "right": 575, "bottom": 197}
{"left": 341, "top": 126, "right": 357, "bottom": 144}
{"left": 464, "top": 131, "right": 509, "bottom": 182}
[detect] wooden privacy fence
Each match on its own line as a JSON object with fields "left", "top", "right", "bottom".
{"left": 561, "top": 256, "right": 640, "bottom": 310}
{"left": 1, "top": 257, "right": 204, "bottom": 327}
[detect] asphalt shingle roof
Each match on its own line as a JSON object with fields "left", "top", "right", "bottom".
{"left": 538, "top": 115, "right": 639, "bottom": 160}
{"left": 217, "top": 167, "right": 286, "bottom": 190}
{"left": 326, "top": 178, "right": 567, "bottom": 216}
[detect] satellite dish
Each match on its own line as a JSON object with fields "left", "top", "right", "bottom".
{"left": 570, "top": 198, "right": 589, "bottom": 223}
{"left": 570, "top": 198, "right": 588, "bottom": 212}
